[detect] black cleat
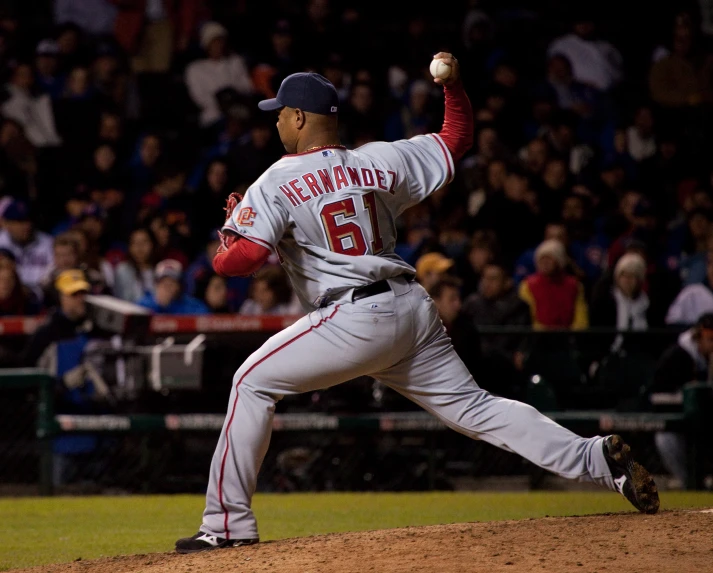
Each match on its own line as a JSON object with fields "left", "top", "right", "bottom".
{"left": 175, "top": 531, "right": 259, "bottom": 554}
{"left": 603, "top": 434, "right": 660, "bottom": 514}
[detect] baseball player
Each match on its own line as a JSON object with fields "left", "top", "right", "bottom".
{"left": 176, "top": 53, "right": 659, "bottom": 554}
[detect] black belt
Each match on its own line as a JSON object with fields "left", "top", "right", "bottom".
{"left": 352, "top": 279, "right": 391, "bottom": 302}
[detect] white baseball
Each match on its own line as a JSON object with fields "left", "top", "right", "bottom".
{"left": 429, "top": 58, "right": 451, "bottom": 80}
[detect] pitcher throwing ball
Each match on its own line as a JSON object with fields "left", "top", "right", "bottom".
{"left": 176, "top": 53, "right": 659, "bottom": 554}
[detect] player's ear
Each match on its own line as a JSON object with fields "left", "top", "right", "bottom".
{"left": 294, "top": 108, "right": 306, "bottom": 129}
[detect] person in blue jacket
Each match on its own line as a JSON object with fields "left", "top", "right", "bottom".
{"left": 138, "top": 259, "right": 209, "bottom": 314}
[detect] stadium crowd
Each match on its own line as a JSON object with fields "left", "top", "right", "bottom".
{"left": 0, "top": 2, "right": 713, "bottom": 371}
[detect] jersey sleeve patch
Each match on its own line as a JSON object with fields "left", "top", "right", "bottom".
{"left": 237, "top": 207, "right": 257, "bottom": 226}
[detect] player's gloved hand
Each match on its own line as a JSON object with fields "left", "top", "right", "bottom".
{"left": 432, "top": 52, "right": 461, "bottom": 86}
{"left": 217, "top": 229, "right": 239, "bottom": 254}
{"left": 224, "top": 192, "right": 244, "bottom": 224}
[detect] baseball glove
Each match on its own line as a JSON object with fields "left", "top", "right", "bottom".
{"left": 224, "top": 191, "right": 243, "bottom": 223}
{"left": 218, "top": 192, "right": 244, "bottom": 253}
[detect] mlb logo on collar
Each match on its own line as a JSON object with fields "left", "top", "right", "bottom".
{"left": 322, "top": 150, "right": 335, "bottom": 157}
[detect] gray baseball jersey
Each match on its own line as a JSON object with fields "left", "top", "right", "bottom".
{"left": 197, "top": 133, "right": 620, "bottom": 543}
{"left": 223, "top": 135, "right": 454, "bottom": 309}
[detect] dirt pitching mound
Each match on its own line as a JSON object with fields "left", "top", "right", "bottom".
{"left": 16, "top": 509, "right": 713, "bottom": 573}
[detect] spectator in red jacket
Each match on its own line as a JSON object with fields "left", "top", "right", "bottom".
{"left": 518, "top": 238, "right": 589, "bottom": 330}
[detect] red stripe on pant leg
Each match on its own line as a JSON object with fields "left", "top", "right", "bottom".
{"left": 218, "top": 305, "right": 341, "bottom": 539}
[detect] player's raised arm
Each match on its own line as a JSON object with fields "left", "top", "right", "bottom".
{"left": 432, "top": 52, "right": 474, "bottom": 163}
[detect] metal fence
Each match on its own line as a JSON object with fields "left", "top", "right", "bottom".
{"left": 1, "top": 325, "right": 712, "bottom": 496}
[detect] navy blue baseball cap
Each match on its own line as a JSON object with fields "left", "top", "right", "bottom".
{"left": 2, "top": 199, "right": 31, "bottom": 222}
{"left": 258, "top": 72, "right": 339, "bottom": 115}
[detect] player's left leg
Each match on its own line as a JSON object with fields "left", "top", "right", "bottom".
{"left": 375, "top": 283, "right": 659, "bottom": 513}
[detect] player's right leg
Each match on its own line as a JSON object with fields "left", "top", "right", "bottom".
{"left": 177, "top": 292, "right": 411, "bottom": 553}
{"left": 374, "top": 282, "right": 659, "bottom": 514}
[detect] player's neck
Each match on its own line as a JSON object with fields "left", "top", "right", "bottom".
{"left": 297, "top": 133, "right": 342, "bottom": 154}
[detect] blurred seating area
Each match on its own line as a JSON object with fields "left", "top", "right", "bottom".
{"left": 0, "top": 0, "right": 712, "bottom": 416}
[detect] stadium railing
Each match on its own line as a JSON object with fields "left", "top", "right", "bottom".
{"left": 1, "top": 316, "right": 712, "bottom": 495}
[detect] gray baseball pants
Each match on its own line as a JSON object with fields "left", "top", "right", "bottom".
{"left": 199, "top": 277, "right": 616, "bottom": 540}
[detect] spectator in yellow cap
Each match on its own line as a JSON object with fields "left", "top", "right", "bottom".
{"left": 21, "top": 269, "right": 91, "bottom": 368}
{"left": 55, "top": 269, "right": 91, "bottom": 321}
{"left": 415, "top": 252, "right": 455, "bottom": 292}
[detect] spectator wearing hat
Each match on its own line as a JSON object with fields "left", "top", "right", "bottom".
{"left": 21, "top": 268, "right": 110, "bottom": 484}
{"left": 415, "top": 252, "right": 455, "bottom": 292}
{"left": 1, "top": 61, "right": 62, "bottom": 147}
{"left": 138, "top": 259, "right": 209, "bottom": 314}
{"left": 0, "top": 200, "right": 54, "bottom": 296}
{"left": 34, "top": 39, "right": 64, "bottom": 99}
{"left": 513, "top": 222, "right": 601, "bottom": 289}
{"left": 590, "top": 252, "right": 654, "bottom": 353}
{"left": 21, "top": 269, "right": 92, "bottom": 367}
{"left": 184, "top": 21, "right": 254, "bottom": 129}
{"left": 518, "top": 238, "right": 589, "bottom": 330}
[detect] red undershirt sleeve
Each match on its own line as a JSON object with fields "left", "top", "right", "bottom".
{"left": 212, "top": 237, "right": 272, "bottom": 277}
{"left": 437, "top": 82, "right": 474, "bottom": 163}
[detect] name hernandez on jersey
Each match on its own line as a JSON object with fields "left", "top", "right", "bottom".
{"left": 223, "top": 134, "right": 454, "bottom": 310}
{"left": 278, "top": 163, "right": 397, "bottom": 207}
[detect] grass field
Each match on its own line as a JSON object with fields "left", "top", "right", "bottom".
{"left": 1, "top": 491, "right": 712, "bottom": 570}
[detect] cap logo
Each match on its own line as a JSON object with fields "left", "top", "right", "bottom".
{"left": 331, "top": 106, "right": 338, "bottom": 112}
